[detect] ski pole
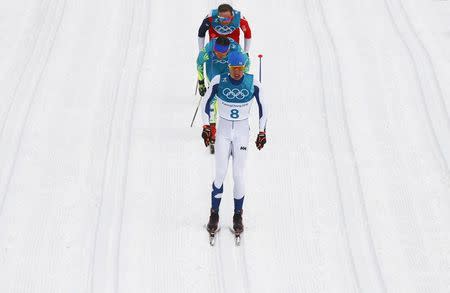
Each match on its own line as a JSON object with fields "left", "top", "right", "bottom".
{"left": 190, "top": 96, "right": 202, "bottom": 127}
{"left": 190, "top": 78, "right": 200, "bottom": 127}
{"left": 258, "top": 54, "right": 263, "bottom": 82}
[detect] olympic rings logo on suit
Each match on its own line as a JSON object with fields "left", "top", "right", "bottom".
{"left": 222, "top": 88, "right": 249, "bottom": 100}
{"left": 214, "top": 25, "right": 236, "bottom": 34}
{"left": 213, "top": 59, "right": 229, "bottom": 64}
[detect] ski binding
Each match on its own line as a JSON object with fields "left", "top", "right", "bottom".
{"left": 229, "top": 227, "right": 242, "bottom": 246}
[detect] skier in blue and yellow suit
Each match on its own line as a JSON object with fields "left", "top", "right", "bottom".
{"left": 196, "top": 36, "right": 249, "bottom": 151}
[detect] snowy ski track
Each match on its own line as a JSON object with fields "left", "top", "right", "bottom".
{"left": 0, "top": 0, "right": 67, "bottom": 216}
{"left": 1, "top": 0, "right": 450, "bottom": 292}
{"left": 304, "top": 0, "right": 386, "bottom": 291}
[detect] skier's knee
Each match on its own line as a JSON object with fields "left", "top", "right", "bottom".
{"left": 233, "top": 176, "right": 245, "bottom": 199}
{"left": 234, "top": 192, "right": 244, "bottom": 200}
{"left": 215, "top": 170, "right": 227, "bottom": 186}
{"left": 212, "top": 182, "right": 223, "bottom": 197}
{"left": 233, "top": 172, "right": 244, "bottom": 186}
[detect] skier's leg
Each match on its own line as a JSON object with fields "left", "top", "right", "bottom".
{"left": 210, "top": 120, "right": 232, "bottom": 211}
{"left": 231, "top": 122, "right": 250, "bottom": 213}
{"left": 230, "top": 122, "right": 249, "bottom": 235}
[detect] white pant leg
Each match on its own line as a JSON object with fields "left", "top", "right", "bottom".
{"left": 231, "top": 120, "right": 250, "bottom": 199}
{"left": 213, "top": 120, "right": 232, "bottom": 188}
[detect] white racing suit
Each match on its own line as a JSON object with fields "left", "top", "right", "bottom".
{"left": 201, "top": 73, "right": 267, "bottom": 212}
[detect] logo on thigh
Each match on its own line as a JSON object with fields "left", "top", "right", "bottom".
{"left": 240, "top": 146, "right": 247, "bottom": 151}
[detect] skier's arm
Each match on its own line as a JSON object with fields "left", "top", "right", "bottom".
{"left": 240, "top": 17, "right": 252, "bottom": 52}
{"left": 253, "top": 80, "right": 267, "bottom": 132}
{"left": 198, "top": 38, "right": 205, "bottom": 51}
{"left": 244, "top": 39, "right": 251, "bottom": 53}
{"left": 198, "top": 17, "right": 211, "bottom": 50}
{"left": 201, "top": 75, "right": 220, "bottom": 125}
{"left": 196, "top": 49, "right": 209, "bottom": 81}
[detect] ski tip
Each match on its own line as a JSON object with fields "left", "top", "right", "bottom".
{"left": 209, "top": 236, "right": 216, "bottom": 246}
{"left": 229, "top": 226, "right": 243, "bottom": 246}
{"left": 228, "top": 227, "right": 242, "bottom": 246}
{"left": 235, "top": 235, "right": 241, "bottom": 246}
{"left": 206, "top": 225, "right": 220, "bottom": 246}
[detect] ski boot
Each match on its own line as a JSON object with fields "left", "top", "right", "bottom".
{"left": 207, "top": 209, "right": 220, "bottom": 245}
{"left": 232, "top": 210, "right": 243, "bottom": 245}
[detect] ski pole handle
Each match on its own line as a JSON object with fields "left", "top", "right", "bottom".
{"left": 258, "top": 54, "right": 263, "bottom": 83}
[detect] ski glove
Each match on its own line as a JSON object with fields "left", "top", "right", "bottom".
{"left": 202, "top": 125, "right": 211, "bottom": 147}
{"left": 198, "top": 79, "right": 206, "bottom": 97}
{"left": 210, "top": 123, "right": 216, "bottom": 143}
{"left": 256, "top": 131, "right": 266, "bottom": 150}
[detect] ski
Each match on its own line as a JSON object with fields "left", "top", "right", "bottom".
{"left": 205, "top": 225, "right": 220, "bottom": 246}
{"left": 210, "top": 143, "right": 215, "bottom": 154}
{"left": 209, "top": 233, "right": 217, "bottom": 246}
{"left": 229, "top": 227, "right": 242, "bottom": 246}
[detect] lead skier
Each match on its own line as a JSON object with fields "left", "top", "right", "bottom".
{"left": 197, "top": 4, "right": 252, "bottom": 53}
{"left": 197, "top": 36, "right": 249, "bottom": 153}
{"left": 200, "top": 51, "right": 267, "bottom": 237}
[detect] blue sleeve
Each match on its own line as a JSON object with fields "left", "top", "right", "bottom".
{"left": 254, "top": 86, "right": 263, "bottom": 119}
{"left": 204, "top": 84, "right": 219, "bottom": 118}
{"left": 253, "top": 82, "right": 267, "bottom": 131}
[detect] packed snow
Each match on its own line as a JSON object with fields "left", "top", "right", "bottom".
{"left": 1, "top": 0, "right": 450, "bottom": 292}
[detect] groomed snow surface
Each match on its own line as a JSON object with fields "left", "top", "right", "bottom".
{"left": 1, "top": 0, "right": 450, "bottom": 292}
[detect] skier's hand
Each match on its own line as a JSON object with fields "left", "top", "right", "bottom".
{"left": 210, "top": 123, "right": 216, "bottom": 144}
{"left": 202, "top": 125, "right": 211, "bottom": 147}
{"left": 198, "top": 79, "right": 206, "bottom": 96}
{"left": 256, "top": 131, "right": 266, "bottom": 150}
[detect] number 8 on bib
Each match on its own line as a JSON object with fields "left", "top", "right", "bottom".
{"left": 230, "top": 109, "right": 240, "bottom": 119}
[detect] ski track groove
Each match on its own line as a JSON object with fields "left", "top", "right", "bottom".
{"left": 215, "top": 230, "right": 227, "bottom": 293}
{"left": 88, "top": 0, "right": 150, "bottom": 291}
{"left": 115, "top": 0, "right": 150, "bottom": 290}
{"left": 0, "top": 0, "right": 67, "bottom": 218}
{"left": 236, "top": 234, "right": 251, "bottom": 293}
{"left": 304, "top": 0, "right": 388, "bottom": 292}
{"left": 302, "top": 0, "right": 360, "bottom": 291}
{"left": 0, "top": 0, "right": 52, "bottom": 138}
{"left": 383, "top": 0, "right": 450, "bottom": 174}
{"left": 88, "top": 0, "right": 135, "bottom": 291}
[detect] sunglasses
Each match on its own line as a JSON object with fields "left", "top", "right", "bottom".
{"left": 229, "top": 65, "right": 245, "bottom": 70}
{"left": 218, "top": 16, "right": 233, "bottom": 22}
